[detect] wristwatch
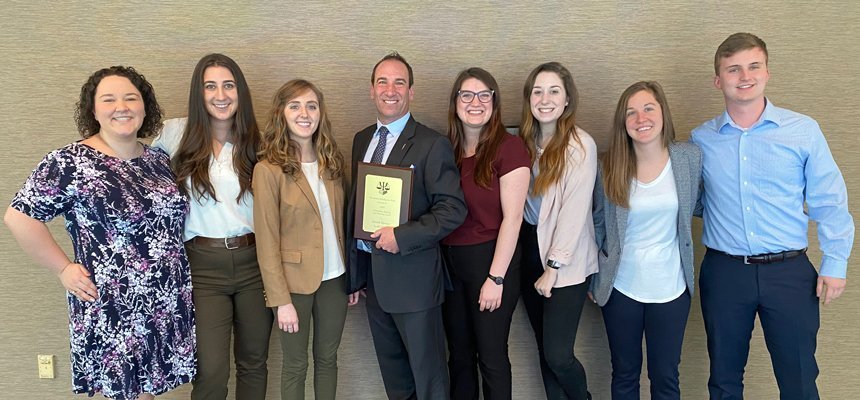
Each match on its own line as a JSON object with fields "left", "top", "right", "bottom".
{"left": 546, "top": 259, "right": 561, "bottom": 269}
{"left": 487, "top": 274, "right": 504, "bottom": 285}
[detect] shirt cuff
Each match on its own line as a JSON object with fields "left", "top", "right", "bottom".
{"left": 819, "top": 255, "right": 847, "bottom": 279}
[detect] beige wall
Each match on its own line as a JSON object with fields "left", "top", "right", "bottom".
{"left": 2, "top": 1, "right": 858, "bottom": 398}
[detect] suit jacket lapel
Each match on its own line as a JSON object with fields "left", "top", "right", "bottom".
{"left": 293, "top": 172, "right": 321, "bottom": 217}
{"left": 354, "top": 127, "right": 374, "bottom": 166}
{"left": 385, "top": 116, "right": 415, "bottom": 166}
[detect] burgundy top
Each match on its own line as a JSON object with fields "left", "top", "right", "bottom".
{"left": 443, "top": 134, "right": 530, "bottom": 245}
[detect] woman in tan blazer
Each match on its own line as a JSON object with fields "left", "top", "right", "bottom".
{"left": 253, "top": 79, "right": 358, "bottom": 400}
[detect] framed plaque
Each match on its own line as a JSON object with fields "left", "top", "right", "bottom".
{"left": 354, "top": 162, "right": 414, "bottom": 240}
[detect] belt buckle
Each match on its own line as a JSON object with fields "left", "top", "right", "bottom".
{"left": 743, "top": 255, "right": 751, "bottom": 265}
{"left": 224, "top": 237, "right": 239, "bottom": 250}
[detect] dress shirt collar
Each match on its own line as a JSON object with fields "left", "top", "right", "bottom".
{"left": 718, "top": 98, "right": 782, "bottom": 134}
{"left": 376, "top": 112, "right": 411, "bottom": 137}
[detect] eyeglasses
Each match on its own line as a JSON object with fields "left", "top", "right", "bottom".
{"left": 457, "top": 90, "right": 494, "bottom": 103}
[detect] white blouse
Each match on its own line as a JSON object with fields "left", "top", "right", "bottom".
{"left": 152, "top": 118, "right": 254, "bottom": 242}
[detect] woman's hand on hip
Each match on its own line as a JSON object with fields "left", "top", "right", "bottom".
{"left": 59, "top": 263, "right": 97, "bottom": 302}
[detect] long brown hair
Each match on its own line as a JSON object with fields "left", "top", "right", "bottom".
{"left": 601, "top": 81, "right": 676, "bottom": 208}
{"left": 519, "top": 62, "right": 582, "bottom": 196}
{"left": 259, "top": 79, "right": 344, "bottom": 179}
{"left": 172, "top": 53, "right": 260, "bottom": 202}
{"left": 446, "top": 67, "right": 510, "bottom": 189}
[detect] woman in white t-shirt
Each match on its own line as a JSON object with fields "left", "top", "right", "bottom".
{"left": 591, "top": 81, "right": 702, "bottom": 400}
{"left": 253, "top": 79, "right": 359, "bottom": 400}
{"left": 152, "top": 53, "right": 273, "bottom": 400}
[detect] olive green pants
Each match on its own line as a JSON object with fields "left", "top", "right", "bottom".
{"left": 185, "top": 242, "right": 273, "bottom": 400}
{"left": 278, "top": 274, "right": 348, "bottom": 400}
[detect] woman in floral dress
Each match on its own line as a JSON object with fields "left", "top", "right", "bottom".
{"left": 4, "top": 66, "right": 196, "bottom": 399}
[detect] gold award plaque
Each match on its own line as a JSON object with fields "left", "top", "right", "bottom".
{"left": 354, "top": 162, "right": 413, "bottom": 240}
{"left": 362, "top": 174, "right": 403, "bottom": 233}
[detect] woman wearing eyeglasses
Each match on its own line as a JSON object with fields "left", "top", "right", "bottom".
{"left": 441, "top": 67, "right": 531, "bottom": 400}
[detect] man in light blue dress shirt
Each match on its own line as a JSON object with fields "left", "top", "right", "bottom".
{"left": 692, "top": 33, "right": 854, "bottom": 400}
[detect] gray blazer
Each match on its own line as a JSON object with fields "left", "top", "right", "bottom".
{"left": 591, "top": 142, "right": 702, "bottom": 307}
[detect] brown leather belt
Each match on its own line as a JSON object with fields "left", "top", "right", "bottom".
{"left": 710, "top": 248, "right": 807, "bottom": 265}
{"left": 190, "top": 233, "right": 255, "bottom": 250}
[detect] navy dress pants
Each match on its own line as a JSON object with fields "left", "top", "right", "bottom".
{"left": 601, "top": 289, "right": 690, "bottom": 400}
{"left": 700, "top": 249, "right": 820, "bottom": 400}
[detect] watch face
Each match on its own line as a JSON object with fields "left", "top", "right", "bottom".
{"left": 489, "top": 275, "right": 503, "bottom": 285}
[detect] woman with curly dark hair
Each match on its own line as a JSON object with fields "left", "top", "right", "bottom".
{"left": 152, "top": 53, "right": 272, "bottom": 400}
{"left": 5, "top": 66, "right": 196, "bottom": 399}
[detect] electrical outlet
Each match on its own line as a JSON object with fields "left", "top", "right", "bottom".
{"left": 37, "top": 354, "right": 54, "bottom": 379}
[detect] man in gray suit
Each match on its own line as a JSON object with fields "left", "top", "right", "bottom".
{"left": 345, "top": 52, "right": 466, "bottom": 400}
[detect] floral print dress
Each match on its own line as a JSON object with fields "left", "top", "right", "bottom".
{"left": 10, "top": 142, "right": 196, "bottom": 399}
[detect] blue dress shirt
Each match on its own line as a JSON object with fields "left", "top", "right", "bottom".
{"left": 691, "top": 99, "right": 854, "bottom": 278}
{"left": 357, "top": 112, "right": 410, "bottom": 253}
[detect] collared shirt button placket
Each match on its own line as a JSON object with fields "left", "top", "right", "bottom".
{"left": 737, "top": 128, "right": 758, "bottom": 254}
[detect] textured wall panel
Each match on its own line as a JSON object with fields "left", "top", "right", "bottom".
{"left": 2, "top": 1, "right": 858, "bottom": 398}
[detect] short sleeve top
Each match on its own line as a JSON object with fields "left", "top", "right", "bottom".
{"left": 443, "top": 134, "right": 530, "bottom": 245}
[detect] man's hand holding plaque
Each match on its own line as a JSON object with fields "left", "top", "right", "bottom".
{"left": 370, "top": 227, "right": 399, "bottom": 254}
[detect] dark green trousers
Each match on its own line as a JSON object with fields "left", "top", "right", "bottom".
{"left": 185, "top": 241, "right": 273, "bottom": 400}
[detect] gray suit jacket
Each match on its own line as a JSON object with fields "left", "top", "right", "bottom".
{"left": 591, "top": 141, "right": 702, "bottom": 307}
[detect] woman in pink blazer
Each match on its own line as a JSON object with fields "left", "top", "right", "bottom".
{"left": 518, "top": 62, "right": 598, "bottom": 400}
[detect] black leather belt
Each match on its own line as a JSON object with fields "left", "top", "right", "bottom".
{"left": 710, "top": 248, "right": 807, "bottom": 265}
{"left": 190, "top": 233, "right": 255, "bottom": 250}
